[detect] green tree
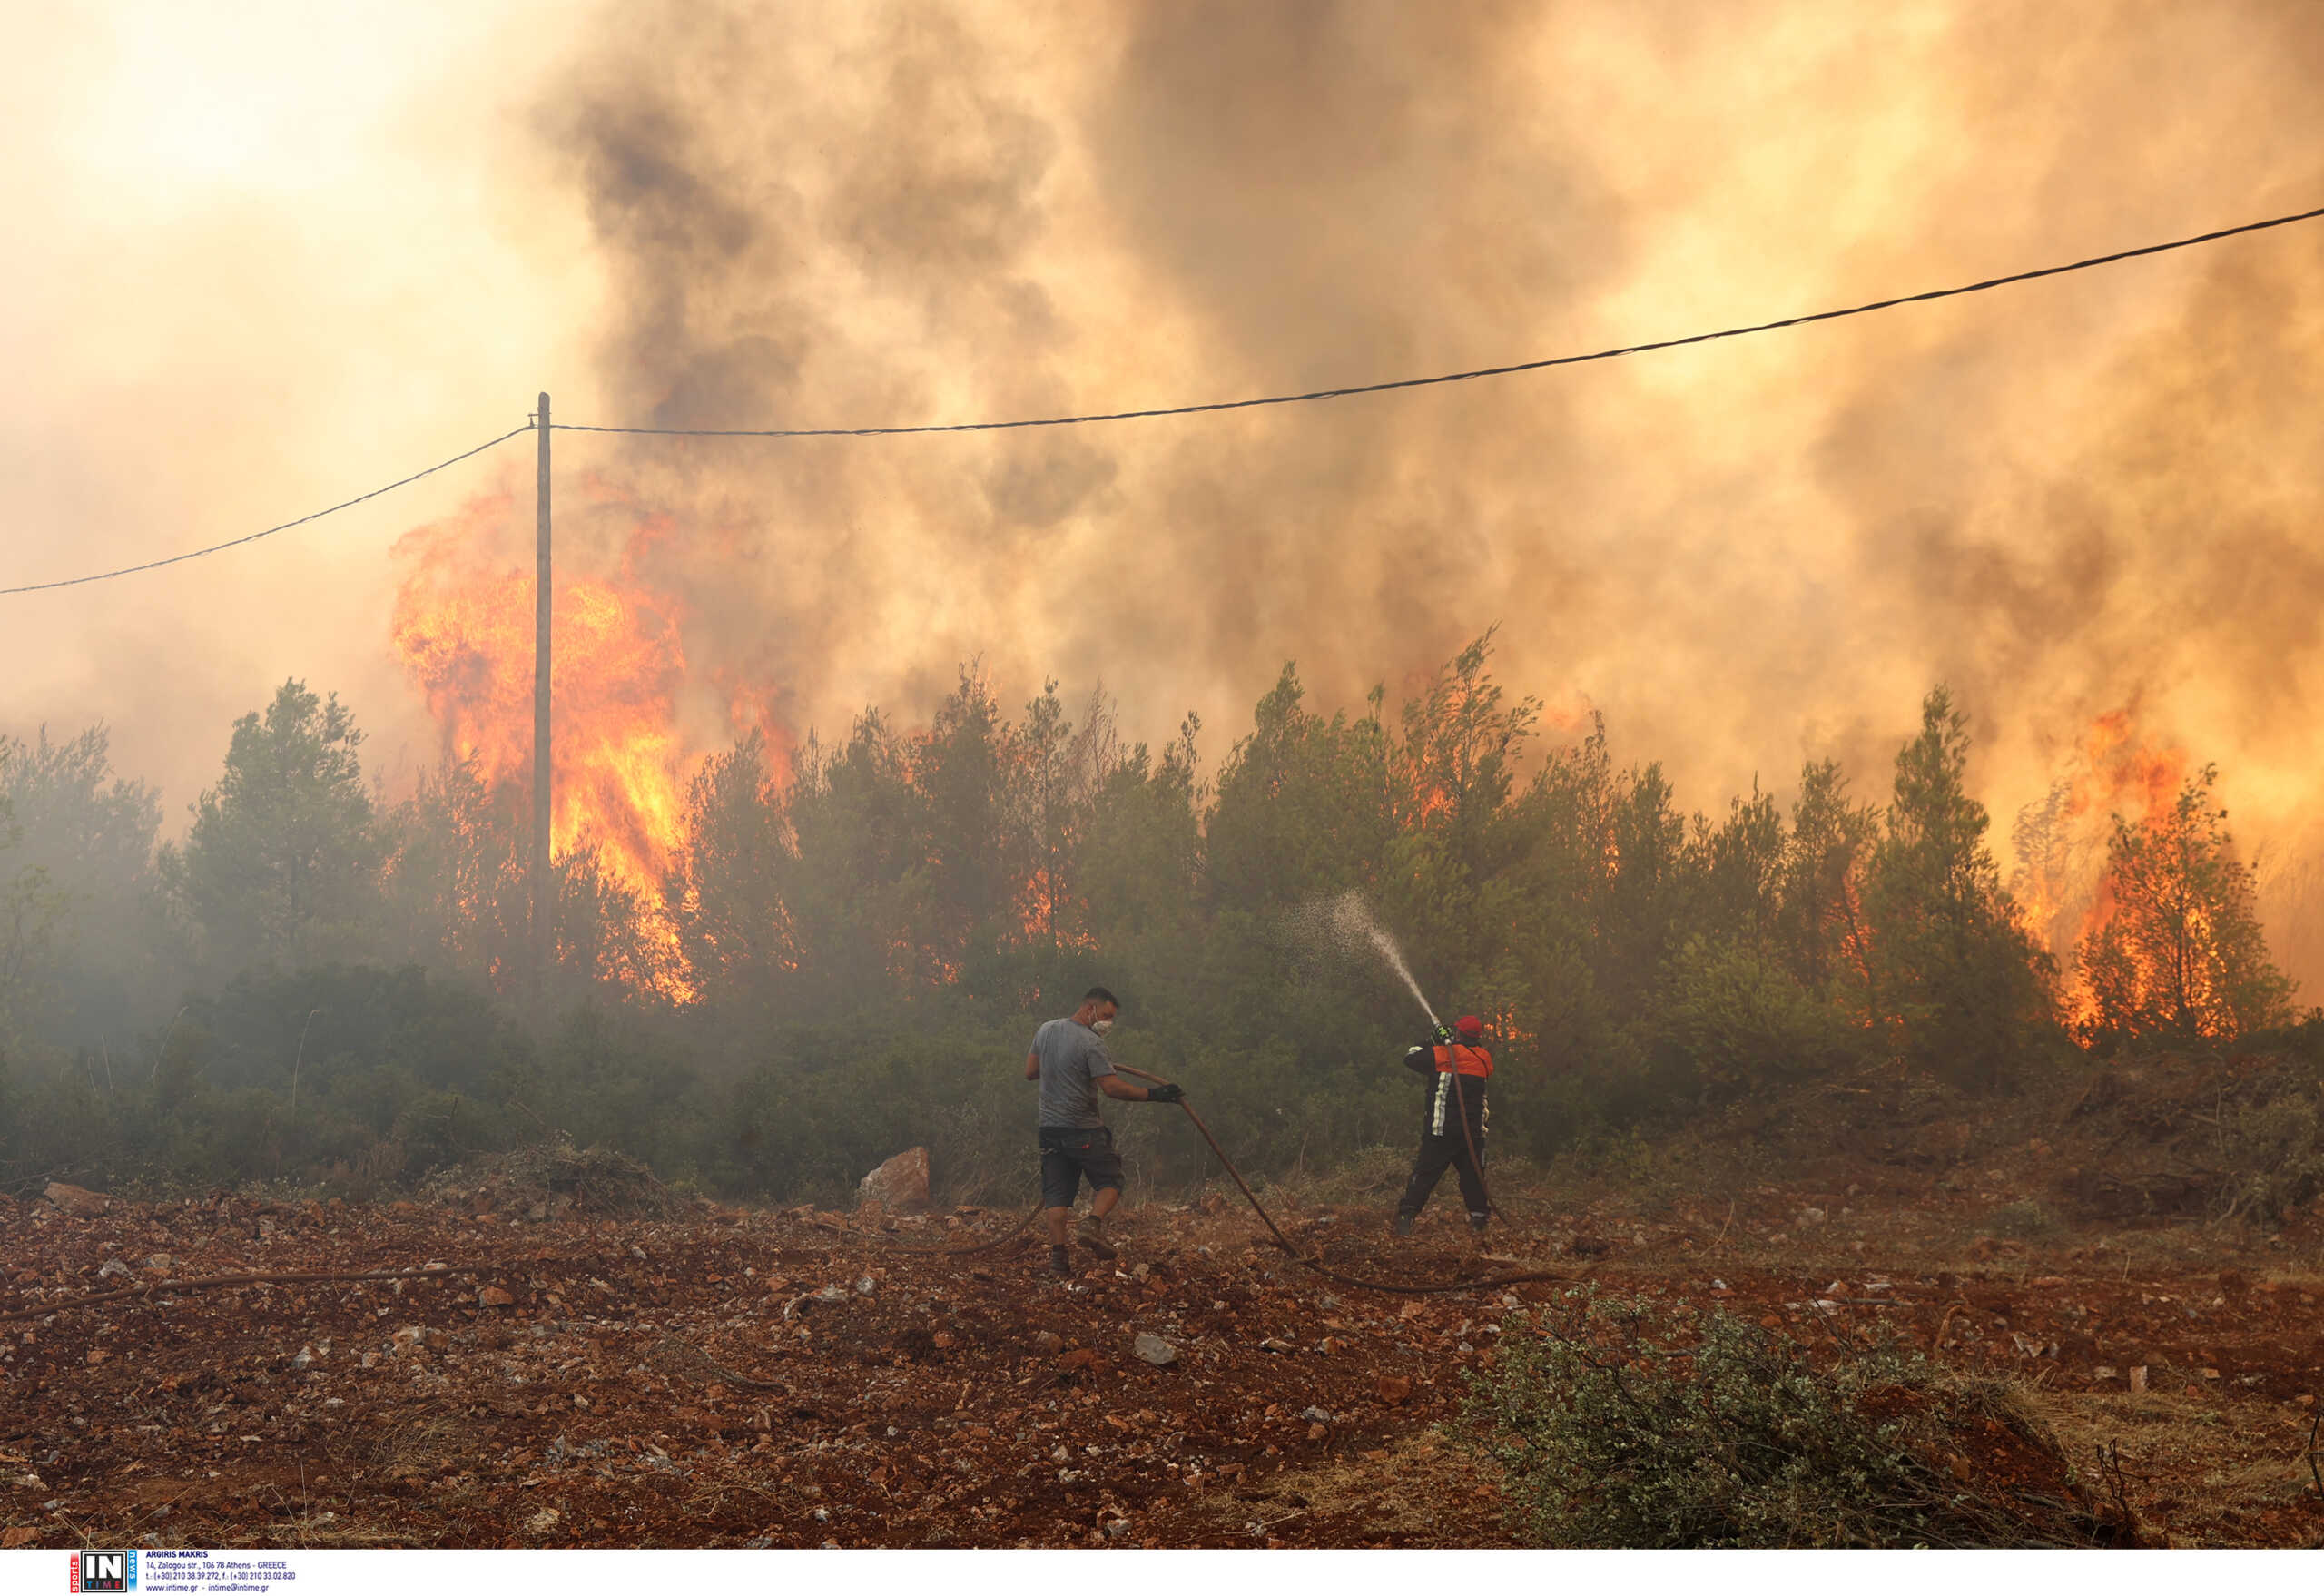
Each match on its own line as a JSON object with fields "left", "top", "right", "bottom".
{"left": 1008, "top": 682, "right": 1126, "bottom": 956}
{"left": 1391, "top": 632, "right": 1540, "bottom": 855}
{"left": 2077, "top": 764, "right": 2293, "bottom": 1043}
{"left": 667, "top": 730, "right": 794, "bottom": 1009}
{"left": 1493, "top": 717, "right": 1618, "bottom": 1082}
{"left": 1382, "top": 634, "right": 1542, "bottom": 1004}
{"left": 1692, "top": 785, "right": 1785, "bottom": 952}
{"left": 911, "top": 666, "right": 1016, "bottom": 967}
{"left": 0, "top": 726, "right": 170, "bottom": 1046}
{"left": 380, "top": 754, "right": 528, "bottom": 992}
{"left": 1591, "top": 762, "right": 1691, "bottom": 1020}
{"left": 1777, "top": 759, "right": 1879, "bottom": 1001}
{"left": 1862, "top": 687, "right": 2053, "bottom": 1086}
{"left": 163, "top": 681, "right": 383, "bottom": 972}
{"left": 554, "top": 843, "right": 680, "bottom": 1003}
{"left": 1081, "top": 715, "right": 1204, "bottom": 950}
{"left": 1207, "top": 664, "right": 1396, "bottom": 916}
{"left": 783, "top": 709, "right": 927, "bottom": 1012}
{"left": 0, "top": 786, "right": 67, "bottom": 1051}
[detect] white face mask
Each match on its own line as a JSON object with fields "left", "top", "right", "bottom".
{"left": 1090, "top": 1018, "right": 1115, "bottom": 1037}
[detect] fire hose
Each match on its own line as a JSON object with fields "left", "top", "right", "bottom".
{"left": 1106, "top": 1064, "right": 1561, "bottom": 1296}
{"left": 1444, "top": 1049, "right": 1503, "bottom": 1224}
{"left": 870, "top": 1199, "right": 1044, "bottom": 1256}
{"left": 870, "top": 1064, "right": 1553, "bottom": 1293}
{"left": 15, "top": 1076, "right": 1540, "bottom": 1322}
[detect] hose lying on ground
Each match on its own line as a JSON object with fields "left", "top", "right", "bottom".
{"left": 1109, "top": 1064, "right": 1564, "bottom": 1296}
{"left": 15, "top": 1065, "right": 1540, "bottom": 1325}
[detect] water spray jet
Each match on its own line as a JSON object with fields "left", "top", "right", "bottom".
{"left": 1293, "top": 890, "right": 1443, "bottom": 1026}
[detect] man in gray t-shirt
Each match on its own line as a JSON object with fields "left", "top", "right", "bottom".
{"left": 1023, "top": 986, "right": 1183, "bottom": 1276}
{"left": 1031, "top": 1011, "right": 1118, "bottom": 1128}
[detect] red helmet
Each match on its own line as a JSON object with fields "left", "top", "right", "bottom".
{"left": 1454, "top": 1014, "right": 1484, "bottom": 1039}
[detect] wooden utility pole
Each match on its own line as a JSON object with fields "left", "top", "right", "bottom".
{"left": 532, "top": 392, "right": 553, "bottom": 1001}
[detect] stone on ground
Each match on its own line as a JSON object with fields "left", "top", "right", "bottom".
{"left": 44, "top": 1182, "right": 112, "bottom": 1217}
{"left": 858, "top": 1147, "right": 931, "bottom": 1214}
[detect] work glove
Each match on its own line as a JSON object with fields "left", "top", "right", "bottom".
{"left": 1146, "top": 1082, "right": 1185, "bottom": 1104}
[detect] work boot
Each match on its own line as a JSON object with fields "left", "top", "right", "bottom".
{"left": 1468, "top": 1212, "right": 1490, "bottom": 1236}
{"left": 1392, "top": 1212, "right": 1415, "bottom": 1238}
{"left": 1076, "top": 1213, "right": 1118, "bottom": 1260}
{"left": 1049, "top": 1245, "right": 1073, "bottom": 1277}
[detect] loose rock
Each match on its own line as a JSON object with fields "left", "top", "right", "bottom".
{"left": 858, "top": 1148, "right": 931, "bottom": 1214}
{"left": 1133, "top": 1333, "right": 1177, "bottom": 1367}
{"left": 44, "top": 1182, "right": 112, "bottom": 1217}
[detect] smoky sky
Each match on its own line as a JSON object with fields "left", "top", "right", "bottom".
{"left": 10, "top": 2, "right": 2324, "bottom": 976}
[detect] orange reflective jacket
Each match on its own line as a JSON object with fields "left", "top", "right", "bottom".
{"left": 1430, "top": 1043, "right": 1493, "bottom": 1080}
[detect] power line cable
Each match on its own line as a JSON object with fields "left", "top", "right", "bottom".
{"left": 2, "top": 425, "right": 536, "bottom": 596}
{"left": 553, "top": 201, "right": 2324, "bottom": 438}
{"left": 11, "top": 202, "right": 2321, "bottom": 596}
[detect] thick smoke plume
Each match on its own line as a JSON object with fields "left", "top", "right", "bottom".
{"left": 513, "top": 0, "right": 2324, "bottom": 980}
{"left": 8, "top": 3, "right": 2324, "bottom": 982}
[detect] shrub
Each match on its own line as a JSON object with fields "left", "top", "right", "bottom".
{"left": 1462, "top": 1291, "right": 2116, "bottom": 1548}
{"left": 2220, "top": 1076, "right": 2324, "bottom": 1223}
{"left": 1661, "top": 936, "right": 1863, "bottom": 1103}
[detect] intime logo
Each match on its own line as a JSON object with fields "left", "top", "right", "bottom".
{"left": 70, "top": 1550, "right": 136, "bottom": 1592}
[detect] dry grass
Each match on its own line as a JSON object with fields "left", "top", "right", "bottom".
{"left": 1170, "top": 1425, "right": 1510, "bottom": 1548}
{"left": 2035, "top": 1387, "right": 2324, "bottom": 1546}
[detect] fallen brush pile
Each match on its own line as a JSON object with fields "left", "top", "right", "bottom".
{"left": 416, "top": 1138, "right": 682, "bottom": 1222}
{"left": 1, "top": 1181, "right": 2319, "bottom": 1548}
{"left": 1466, "top": 1290, "right": 2137, "bottom": 1547}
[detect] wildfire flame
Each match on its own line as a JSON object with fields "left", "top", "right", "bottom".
{"left": 2011, "top": 707, "right": 2190, "bottom": 1024}
{"left": 389, "top": 493, "right": 696, "bottom": 980}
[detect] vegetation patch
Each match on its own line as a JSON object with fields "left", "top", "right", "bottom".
{"left": 1462, "top": 1291, "right": 2132, "bottom": 1548}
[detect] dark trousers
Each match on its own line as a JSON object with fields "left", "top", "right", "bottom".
{"left": 1398, "top": 1128, "right": 1488, "bottom": 1218}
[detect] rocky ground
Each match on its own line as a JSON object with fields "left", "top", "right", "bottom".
{"left": 3, "top": 1157, "right": 2320, "bottom": 1550}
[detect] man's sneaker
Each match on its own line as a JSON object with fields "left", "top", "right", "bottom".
{"left": 1049, "top": 1245, "right": 1073, "bottom": 1277}
{"left": 1392, "top": 1212, "right": 1415, "bottom": 1238}
{"left": 1468, "top": 1212, "right": 1490, "bottom": 1235}
{"left": 1076, "top": 1214, "right": 1118, "bottom": 1260}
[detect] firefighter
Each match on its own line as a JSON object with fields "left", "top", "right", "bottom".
{"left": 1392, "top": 1014, "right": 1493, "bottom": 1236}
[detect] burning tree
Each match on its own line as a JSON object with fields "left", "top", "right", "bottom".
{"left": 2075, "top": 764, "right": 2293, "bottom": 1045}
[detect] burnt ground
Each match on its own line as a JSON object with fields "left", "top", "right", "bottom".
{"left": 3, "top": 1156, "right": 2321, "bottom": 1551}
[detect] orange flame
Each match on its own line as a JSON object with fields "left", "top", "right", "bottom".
{"left": 1017, "top": 866, "right": 1098, "bottom": 951}
{"left": 2012, "top": 706, "right": 2190, "bottom": 1027}
{"left": 389, "top": 493, "right": 698, "bottom": 989}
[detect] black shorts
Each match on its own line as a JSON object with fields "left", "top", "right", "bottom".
{"left": 1039, "top": 1125, "right": 1124, "bottom": 1208}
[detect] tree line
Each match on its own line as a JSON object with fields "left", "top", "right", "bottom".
{"left": 0, "top": 636, "right": 2298, "bottom": 1200}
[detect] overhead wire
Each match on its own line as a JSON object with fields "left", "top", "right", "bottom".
{"left": 549, "top": 202, "right": 2324, "bottom": 438}
{"left": 10, "top": 201, "right": 2323, "bottom": 596}
{"left": 1, "top": 424, "right": 536, "bottom": 596}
